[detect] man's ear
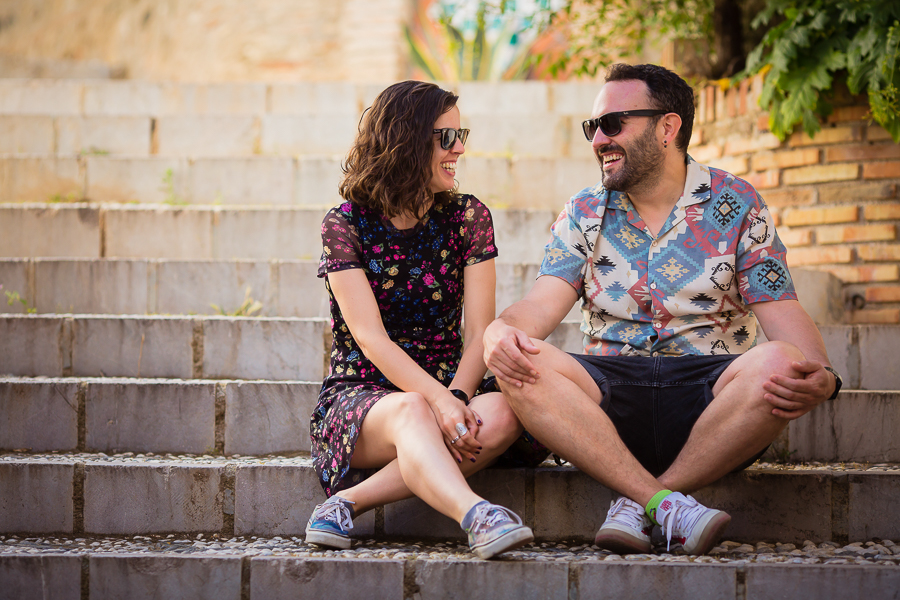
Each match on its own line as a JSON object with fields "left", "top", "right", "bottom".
{"left": 662, "top": 113, "right": 683, "bottom": 142}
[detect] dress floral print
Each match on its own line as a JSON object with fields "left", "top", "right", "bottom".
{"left": 311, "top": 194, "right": 497, "bottom": 496}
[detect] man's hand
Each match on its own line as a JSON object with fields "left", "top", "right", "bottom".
{"left": 483, "top": 319, "right": 541, "bottom": 387}
{"left": 762, "top": 360, "right": 835, "bottom": 420}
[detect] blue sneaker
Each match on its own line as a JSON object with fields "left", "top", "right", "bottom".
{"left": 463, "top": 502, "right": 534, "bottom": 559}
{"left": 305, "top": 496, "right": 355, "bottom": 549}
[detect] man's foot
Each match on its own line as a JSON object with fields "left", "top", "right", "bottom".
{"left": 655, "top": 492, "right": 731, "bottom": 554}
{"left": 464, "top": 502, "right": 534, "bottom": 559}
{"left": 305, "top": 496, "right": 355, "bottom": 549}
{"left": 594, "top": 496, "right": 653, "bottom": 554}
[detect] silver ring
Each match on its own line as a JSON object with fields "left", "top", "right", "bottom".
{"left": 455, "top": 423, "right": 468, "bottom": 437}
{"left": 450, "top": 435, "right": 461, "bottom": 445}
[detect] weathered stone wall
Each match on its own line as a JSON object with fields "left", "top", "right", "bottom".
{"left": 691, "top": 77, "right": 900, "bottom": 324}
{"left": 0, "top": 0, "right": 410, "bottom": 82}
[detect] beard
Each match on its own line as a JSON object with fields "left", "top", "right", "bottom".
{"left": 598, "top": 121, "right": 665, "bottom": 194}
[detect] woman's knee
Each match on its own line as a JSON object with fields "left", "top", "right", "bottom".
{"left": 390, "top": 392, "right": 435, "bottom": 426}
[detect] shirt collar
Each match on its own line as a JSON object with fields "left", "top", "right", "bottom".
{"left": 605, "top": 155, "right": 711, "bottom": 212}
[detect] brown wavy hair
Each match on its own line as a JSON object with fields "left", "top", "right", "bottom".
{"left": 339, "top": 80, "right": 459, "bottom": 219}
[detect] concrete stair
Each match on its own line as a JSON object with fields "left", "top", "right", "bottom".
{"left": 2, "top": 78, "right": 898, "bottom": 597}
{"left": 3, "top": 551, "right": 898, "bottom": 600}
{"left": 3, "top": 377, "right": 898, "bottom": 462}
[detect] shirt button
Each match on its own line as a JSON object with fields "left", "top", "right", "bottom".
{"left": 654, "top": 322, "right": 662, "bottom": 329}
{"left": 650, "top": 282, "right": 657, "bottom": 290}
{"left": 651, "top": 240, "right": 658, "bottom": 247}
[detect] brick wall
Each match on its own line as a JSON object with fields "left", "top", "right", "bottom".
{"left": 691, "top": 76, "right": 900, "bottom": 324}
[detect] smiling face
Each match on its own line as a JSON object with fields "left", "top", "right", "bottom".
{"left": 590, "top": 80, "right": 664, "bottom": 193}
{"left": 428, "top": 106, "right": 465, "bottom": 194}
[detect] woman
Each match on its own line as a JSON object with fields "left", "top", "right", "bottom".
{"left": 306, "top": 80, "right": 532, "bottom": 559}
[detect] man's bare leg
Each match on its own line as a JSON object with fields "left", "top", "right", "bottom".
{"left": 658, "top": 341, "right": 803, "bottom": 493}
{"left": 498, "top": 339, "right": 664, "bottom": 506}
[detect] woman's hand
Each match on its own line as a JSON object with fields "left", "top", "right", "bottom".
{"left": 431, "top": 392, "right": 483, "bottom": 464}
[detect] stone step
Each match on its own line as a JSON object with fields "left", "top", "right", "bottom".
{"left": 1, "top": 377, "right": 897, "bottom": 463}
{"left": 0, "top": 539, "right": 900, "bottom": 600}
{"left": 0, "top": 258, "right": 552, "bottom": 320}
{"left": 1, "top": 453, "right": 898, "bottom": 545}
{"left": 1, "top": 539, "right": 898, "bottom": 600}
{"left": 0, "top": 315, "right": 329, "bottom": 381}
{"left": 1, "top": 314, "right": 895, "bottom": 387}
{"left": 0, "top": 203, "right": 554, "bottom": 264}
{"left": 0, "top": 258, "right": 841, "bottom": 325}
{"left": 0, "top": 155, "right": 599, "bottom": 211}
{"left": 0, "top": 80, "right": 597, "bottom": 162}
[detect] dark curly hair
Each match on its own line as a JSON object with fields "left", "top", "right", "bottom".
{"left": 606, "top": 64, "right": 695, "bottom": 156}
{"left": 339, "top": 80, "right": 459, "bottom": 219}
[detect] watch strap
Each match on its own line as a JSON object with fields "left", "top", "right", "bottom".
{"left": 823, "top": 366, "right": 842, "bottom": 400}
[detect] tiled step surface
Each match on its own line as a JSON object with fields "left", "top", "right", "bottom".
{"left": 2, "top": 378, "right": 898, "bottom": 463}
{"left": 3, "top": 551, "right": 897, "bottom": 600}
{"left": 1, "top": 453, "right": 898, "bottom": 544}
{"left": 1, "top": 315, "right": 895, "bottom": 388}
{"left": 0, "top": 259, "right": 550, "bottom": 319}
{"left": 0, "top": 79, "right": 598, "bottom": 156}
{"left": 0, "top": 315, "right": 329, "bottom": 381}
{"left": 1, "top": 545, "right": 898, "bottom": 600}
{"left": 0, "top": 203, "right": 555, "bottom": 264}
{"left": 0, "top": 258, "right": 841, "bottom": 325}
{"left": 0, "top": 155, "right": 600, "bottom": 210}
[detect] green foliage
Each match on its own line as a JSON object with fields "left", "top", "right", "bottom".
{"left": 541, "top": 0, "right": 713, "bottom": 77}
{"left": 211, "top": 287, "right": 263, "bottom": 317}
{"left": 744, "top": 0, "right": 900, "bottom": 142}
{"left": 160, "top": 168, "right": 187, "bottom": 205}
{"left": 3, "top": 287, "right": 36, "bottom": 314}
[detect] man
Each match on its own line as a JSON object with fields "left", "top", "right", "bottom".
{"left": 483, "top": 64, "right": 840, "bottom": 555}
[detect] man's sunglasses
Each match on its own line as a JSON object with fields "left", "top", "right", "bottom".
{"left": 582, "top": 110, "right": 668, "bottom": 141}
{"left": 434, "top": 128, "right": 470, "bottom": 150}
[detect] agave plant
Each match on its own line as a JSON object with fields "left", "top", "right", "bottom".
{"left": 405, "top": 0, "right": 564, "bottom": 81}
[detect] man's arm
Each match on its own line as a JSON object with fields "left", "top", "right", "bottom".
{"left": 751, "top": 299, "right": 837, "bottom": 419}
{"left": 484, "top": 275, "right": 579, "bottom": 387}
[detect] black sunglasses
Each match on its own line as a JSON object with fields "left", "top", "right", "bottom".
{"left": 433, "top": 128, "right": 469, "bottom": 150}
{"left": 582, "top": 110, "right": 668, "bottom": 141}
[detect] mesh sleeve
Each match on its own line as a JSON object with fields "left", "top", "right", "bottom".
{"left": 318, "top": 204, "right": 363, "bottom": 277}
{"left": 462, "top": 196, "right": 499, "bottom": 265}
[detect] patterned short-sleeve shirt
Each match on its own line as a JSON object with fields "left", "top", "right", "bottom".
{"left": 540, "top": 157, "right": 796, "bottom": 357}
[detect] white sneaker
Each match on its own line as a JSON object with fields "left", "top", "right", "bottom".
{"left": 655, "top": 492, "right": 731, "bottom": 554}
{"left": 594, "top": 496, "right": 653, "bottom": 554}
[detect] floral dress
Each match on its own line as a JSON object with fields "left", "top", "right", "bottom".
{"left": 311, "top": 194, "right": 498, "bottom": 496}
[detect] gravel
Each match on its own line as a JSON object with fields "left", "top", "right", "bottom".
{"left": 1, "top": 535, "right": 898, "bottom": 566}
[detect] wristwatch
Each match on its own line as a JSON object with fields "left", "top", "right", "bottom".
{"left": 823, "top": 367, "right": 842, "bottom": 400}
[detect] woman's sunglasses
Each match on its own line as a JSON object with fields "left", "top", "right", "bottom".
{"left": 434, "top": 128, "right": 470, "bottom": 150}
{"left": 582, "top": 110, "right": 668, "bottom": 141}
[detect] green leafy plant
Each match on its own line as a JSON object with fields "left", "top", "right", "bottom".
{"left": 743, "top": 0, "right": 900, "bottom": 142}
{"left": 160, "top": 168, "right": 187, "bottom": 205}
{"left": 3, "top": 286, "right": 36, "bottom": 314}
{"left": 211, "top": 287, "right": 263, "bottom": 317}
{"left": 405, "top": 0, "right": 562, "bottom": 81}
{"left": 539, "top": 0, "right": 715, "bottom": 77}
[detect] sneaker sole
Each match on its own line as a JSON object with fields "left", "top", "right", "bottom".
{"left": 594, "top": 529, "right": 652, "bottom": 554}
{"left": 305, "top": 528, "right": 351, "bottom": 550}
{"left": 472, "top": 526, "right": 534, "bottom": 560}
{"left": 684, "top": 511, "right": 731, "bottom": 555}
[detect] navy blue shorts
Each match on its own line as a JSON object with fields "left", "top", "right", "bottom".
{"left": 570, "top": 353, "right": 753, "bottom": 477}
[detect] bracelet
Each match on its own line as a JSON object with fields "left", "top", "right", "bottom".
{"left": 449, "top": 388, "right": 470, "bottom": 405}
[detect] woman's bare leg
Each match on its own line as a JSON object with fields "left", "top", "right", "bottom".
{"left": 337, "top": 392, "right": 522, "bottom": 521}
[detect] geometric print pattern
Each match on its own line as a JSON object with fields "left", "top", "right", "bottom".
{"left": 539, "top": 157, "right": 797, "bottom": 357}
